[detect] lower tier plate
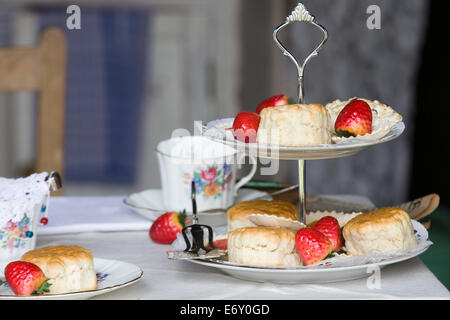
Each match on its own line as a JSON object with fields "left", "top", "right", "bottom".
{"left": 187, "top": 220, "right": 431, "bottom": 284}
{"left": 188, "top": 246, "right": 428, "bottom": 284}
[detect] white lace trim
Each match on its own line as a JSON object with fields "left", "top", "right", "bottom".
{"left": 0, "top": 172, "right": 50, "bottom": 227}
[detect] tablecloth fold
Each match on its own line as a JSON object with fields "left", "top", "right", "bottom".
{"left": 37, "top": 196, "right": 151, "bottom": 235}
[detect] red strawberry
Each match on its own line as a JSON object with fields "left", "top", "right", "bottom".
{"left": 149, "top": 210, "right": 188, "bottom": 244}
{"left": 334, "top": 99, "right": 372, "bottom": 137}
{"left": 295, "top": 228, "right": 333, "bottom": 266}
{"left": 313, "top": 216, "right": 342, "bottom": 252}
{"left": 212, "top": 238, "right": 227, "bottom": 250}
{"left": 256, "top": 94, "right": 289, "bottom": 114}
{"left": 205, "top": 239, "right": 228, "bottom": 250}
{"left": 4, "top": 261, "right": 51, "bottom": 296}
{"left": 232, "top": 111, "right": 261, "bottom": 143}
{"left": 206, "top": 235, "right": 228, "bottom": 250}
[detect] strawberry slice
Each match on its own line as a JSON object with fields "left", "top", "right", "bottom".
{"left": 256, "top": 94, "right": 289, "bottom": 114}
{"left": 4, "top": 261, "right": 51, "bottom": 296}
{"left": 149, "top": 210, "right": 188, "bottom": 244}
{"left": 295, "top": 228, "right": 333, "bottom": 266}
{"left": 313, "top": 216, "right": 343, "bottom": 252}
{"left": 232, "top": 111, "right": 261, "bottom": 143}
{"left": 335, "top": 99, "right": 372, "bottom": 137}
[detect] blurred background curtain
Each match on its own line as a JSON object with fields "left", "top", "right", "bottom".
{"left": 39, "top": 8, "right": 149, "bottom": 184}
{"left": 0, "top": 0, "right": 241, "bottom": 195}
{"left": 410, "top": 0, "right": 450, "bottom": 207}
{"left": 0, "top": 7, "right": 37, "bottom": 178}
{"left": 243, "top": 0, "right": 429, "bottom": 206}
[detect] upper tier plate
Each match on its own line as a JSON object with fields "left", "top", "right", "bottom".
{"left": 203, "top": 118, "right": 405, "bottom": 160}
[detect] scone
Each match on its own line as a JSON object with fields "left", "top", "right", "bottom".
{"left": 227, "top": 226, "right": 301, "bottom": 266}
{"left": 342, "top": 207, "right": 417, "bottom": 256}
{"left": 21, "top": 245, "right": 97, "bottom": 294}
{"left": 256, "top": 104, "right": 332, "bottom": 146}
{"left": 227, "top": 200, "right": 299, "bottom": 232}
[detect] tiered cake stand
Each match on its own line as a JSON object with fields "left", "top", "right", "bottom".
{"left": 194, "top": 3, "right": 429, "bottom": 283}
{"left": 205, "top": 2, "right": 406, "bottom": 226}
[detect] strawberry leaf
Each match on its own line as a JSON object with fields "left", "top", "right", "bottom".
{"left": 287, "top": 96, "right": 295, "bottom": 104}
{"left": 325, "top": 253, "right": 334, "bottom": 260}
{"left": 335, "top": 129, "right": 356, "bottom": 138}
{"left": 33, "top": 280, "right": 51, "bottom": 295}
{"left": 178, "top": 209, "right": 188, "bottom": 227}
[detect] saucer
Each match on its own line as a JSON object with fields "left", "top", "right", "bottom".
{"left": 124, "top": 188, "right": 272, "bottom": 226}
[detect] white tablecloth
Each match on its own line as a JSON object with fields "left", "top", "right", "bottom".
{"left": 33, "top": 196, "right": 450, "bottom": 299}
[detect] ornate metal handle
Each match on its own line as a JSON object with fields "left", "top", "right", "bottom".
{"left": 273, "top": 2, "right": 328, "bottom": 104}
{"left": 272, "top": 3, "right": 328, "bottom": 226}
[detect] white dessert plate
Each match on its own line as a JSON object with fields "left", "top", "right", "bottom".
{"left": 188, "top": 220, "right": 431, "bottom": 284}
{"left": 203, "top": 118, "right": 405, "bottom": 160}
{"left": 0, "top": 258, "right": 143, "bottom": 300}
{"left": 189, "top": 246, "right": 428, "bottom": 284}
{"left": 123, "top": 188, "right": 272, "bottom": 226}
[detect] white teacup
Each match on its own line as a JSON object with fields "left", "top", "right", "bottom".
{"left": 156, "top": 136, "right": 257, "bottom": 212}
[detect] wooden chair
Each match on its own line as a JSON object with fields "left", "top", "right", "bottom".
{"left": 0, "top": 27, "right": 67, "bottom": 182}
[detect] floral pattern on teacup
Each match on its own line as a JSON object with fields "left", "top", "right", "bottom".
{"left": 0, "top": 214, "right": 32, "bottom": 251}
{"left": 184, "top": 164, "right": 233, "bottom": 199}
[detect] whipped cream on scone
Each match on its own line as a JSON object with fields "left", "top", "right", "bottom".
{"left": 256, "top": 104, "right": 332, "bottom": 146}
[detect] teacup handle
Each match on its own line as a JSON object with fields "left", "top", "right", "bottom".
{"left": 234, "top": 155, "right": 257, "bottom": 196}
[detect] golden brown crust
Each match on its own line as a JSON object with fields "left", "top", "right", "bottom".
{"left": 343, "top": 207, "right": 410, "bottom": 233}
{"left": 342, "top": 207, "right": 417, "bottom": 256}
{"left": 22, "top": 245, "right": 93, "bottom": 271}
{"left": 260, "top": 103, "right": 326, "bottom": 118}
{"left": 227, "top": 200, "right": 299, "bottom": 221}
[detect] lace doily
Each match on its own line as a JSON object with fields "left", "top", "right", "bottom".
{"left": 0, "top": 172, "right": 50, "bottom": 227}
{"left": 325, "top": 97, "right": 403, "bottom": 143}
{"left": 306, "top": 210, "right": 363, "bottom": 227}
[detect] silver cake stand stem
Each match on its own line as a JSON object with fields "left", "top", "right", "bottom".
{"left": 273, "top": 2, "right": 328, "bottom": 225}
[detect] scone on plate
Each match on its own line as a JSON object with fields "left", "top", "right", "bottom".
{"left": 227, "top": 200, "right": 299, "bottom": 232}
{"left": 256, "top": 104, "right": 332, "bottom": 146}
{"left": 342, "top": 207, "right": 417, "bottom": 256}
{"left": 227, "top": 226, "right": 301, "bottom": 266}
{"left": 21, "top": 245, "right": 97, "bottom": 294}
